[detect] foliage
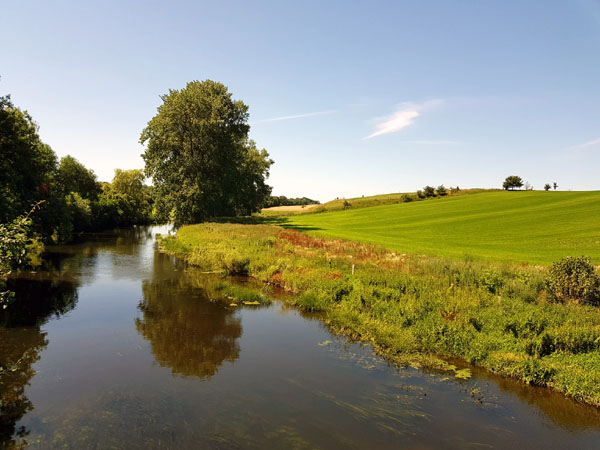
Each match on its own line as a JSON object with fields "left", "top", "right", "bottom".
{"left": 160, "top": 222, "right": 600, "bottom": 406}
{"left": 546, "top": 256, "right": 600, "bottom": 305}
{"left": 503, "top": 175, "right": 524, "bottom": 190}
{"left": 55, "top": 155, "right": 101, "bottom": 200}
{"left": 140, "top": 80, "right": 273, "bottom": 225}
{"left": 0, "top": 95, "right": 56, "bottom": 223}
{"left": 544, "top": 184, "right": 551, "bottom": 191}
{"left": 284, "top": 191, "right": 600, "bottom": 265}
{"left": 99, "top": 169, "right": 153, "bottom": 226}
{"left": 65, "top": 192, "right": 92, "bottom": 232}
{"left": 0, "top": 206, "right": 43, "bottom": 305}
{"left": 423, "top": 185, "right": 436, "bottom": 197}
{"left": 1, "top": 94, "right": 153, "bottom": 244}
{"left": 264, "top": 195, "right": 320, "bottom": 208}
{"left": 436, "top": 185, "right": 447, "bottom": 196}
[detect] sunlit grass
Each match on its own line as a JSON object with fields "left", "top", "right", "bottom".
{"left": 282, "top": 190, "right": 600, "bottom": 265}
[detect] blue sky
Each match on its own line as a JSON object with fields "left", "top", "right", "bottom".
{"left": 2, "top": 0, "right": 599, "bottom": 201}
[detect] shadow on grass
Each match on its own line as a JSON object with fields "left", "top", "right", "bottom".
{"left": 211, "top": 216, "right": 323, "bottom": 232}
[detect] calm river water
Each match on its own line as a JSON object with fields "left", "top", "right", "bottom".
{"left": 2, "top": 226, "right": 600, "bottom": 449}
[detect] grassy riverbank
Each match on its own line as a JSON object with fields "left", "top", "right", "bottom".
{"left": 160, "top": 223, "right": 600, "bottom": 407}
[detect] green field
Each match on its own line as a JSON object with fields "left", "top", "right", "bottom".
{"left": 282, "top": 191, "right": 600, "bottom": 265}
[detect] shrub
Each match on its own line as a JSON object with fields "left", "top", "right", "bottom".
{"left": 416, "top": 190, "right": 425, "bottom": 199}
{"left": 436, "top": 185, "right": 447, "bottom": 196}
{"left": 546, "top": 256, "right": 600, "bottom": 305}
{"left": 423, "top": 186, "right": 436, "bottom": 198}
{"left": 401, "top": 194, "right": 413, "bottom": 203}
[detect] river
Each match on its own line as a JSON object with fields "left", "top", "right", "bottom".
{"left": 1, "top": 226, "right": 600, "bottom": 449}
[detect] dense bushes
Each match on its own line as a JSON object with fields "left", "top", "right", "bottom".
{"left": 546, "top": 256, "right": 600, "bottom": 305}
{"left": 264, "top": 195, "right": 319, "bottom": 208}
{"left": 0, "top": 206, "right": 43, "bottom": 306}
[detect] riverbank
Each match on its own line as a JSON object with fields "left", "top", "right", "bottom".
{"left": 159, "top": 223, "right": 600, "bottom": 407}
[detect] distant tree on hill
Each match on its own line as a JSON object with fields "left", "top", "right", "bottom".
{"left": 423, "top": 185, "right": 436, "bottom": 197}
{"left": 544, "top": 183, "right": 551, "bottom": 191}
{"left": 553, "top": 182, "right": 558, "bottom": 190}
{"left": 436, "top": 185, "right": 447, "bottom": 196}
{"left": 502, "top": 176, "right": 523, "bottom": 191}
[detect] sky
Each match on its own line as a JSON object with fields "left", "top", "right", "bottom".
{"left": 1, "top": 0, "right": 599, "bottom": 201}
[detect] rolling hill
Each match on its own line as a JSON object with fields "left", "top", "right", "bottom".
{"left": 282, "top": 191, "right": 600, "bottom": 265}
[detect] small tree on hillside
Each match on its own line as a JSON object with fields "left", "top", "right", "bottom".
{"left": 553, "top": 182, "right": 558, "bottom": 190}
{"left": 423, "top": 185, "right": 436, "bottom": 197}
{"left": 503, "top": 176, "right": 523, "bottom": 191}
{"left": 436, "top": 185, "right": 447, "bottom": 196}
{"left": 544, "top": 184, "right": 551, "bottom": 191}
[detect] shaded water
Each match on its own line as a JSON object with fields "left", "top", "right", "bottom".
{"left": 2, "top": 226, "right": 600, "bottom": 449}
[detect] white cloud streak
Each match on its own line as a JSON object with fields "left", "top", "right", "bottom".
{"left": 566, "top": 137, "right": 600, "bottom": 153}
{"left": 403, "top": 140, "right": 461, "bottom": 145}
{"left": 257, "top": 110, "right": 336, "bottom": 123}
{"left": 364, "top": 100, "right": 443, "bottom": 139}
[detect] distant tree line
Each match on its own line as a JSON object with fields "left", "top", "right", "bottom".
{"left": 415, "top": 184, "right": 456, "bottom": 200}
{"left": 264, "top": 195, "right": 320, "bottom": 208}
{"left": 0, "top": 93, "right": 154, "bottom": 245}
{"left": 503, "top": 176, "right": 558, "bottom": 191}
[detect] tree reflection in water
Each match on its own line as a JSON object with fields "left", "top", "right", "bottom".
{"left": 0, "top": 278, "right": 78, "bottom": 448}
{"left": 136, "top": 253, "right": 242, "bottom": 379}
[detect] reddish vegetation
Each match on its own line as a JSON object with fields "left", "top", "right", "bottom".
{"left": 277, "top": 229, "right": 382, "bottom": 261}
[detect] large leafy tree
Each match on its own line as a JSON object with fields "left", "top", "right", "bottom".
{"left": 140, "top": 80, "right": 273, "bottom": 225}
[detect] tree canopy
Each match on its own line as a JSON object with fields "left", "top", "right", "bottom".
{"left": 56, "top": 155, "right": 101, "bottom": 200}
{"left": 140, "top": 80, "right": 273, "bottom": 225}
{"left": 0, "top": 95, "right": 56, "bottom": 223}
{"left": 503, "top": 175, "right": 524, "bottom": 190}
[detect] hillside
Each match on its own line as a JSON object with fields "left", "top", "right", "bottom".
{"left": 282, "top": 191, "right": 600, "bottom": 265}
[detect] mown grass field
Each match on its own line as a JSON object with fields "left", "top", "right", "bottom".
{"left": 282, "top": 191, "right": 600, "bottom": 265}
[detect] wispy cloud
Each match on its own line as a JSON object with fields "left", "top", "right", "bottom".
{"left": 257, "top": 110, "right": 336, "bottom": 123}
{"left": 566, "top": 137, "right": 600, "bottom": 153}
{"left": 403, "top": 140, "right": 461, "bottom": 145}
{"left": 364, "top": 100, "right": 443, "bottom": 139}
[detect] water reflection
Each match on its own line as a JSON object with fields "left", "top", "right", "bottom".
{"left": 0, "top": 279, "right": 78, "bottom": 448}
{"left": 136, "top": 253, "right": 242, "bottom": 378}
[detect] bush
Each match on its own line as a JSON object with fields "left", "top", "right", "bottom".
{"left": 401, "top": 194, "right": 413, "bottom": 203}
{"left": 423, "top": 186, "right": 436, "bottom": 198}
{"left": 416, "top": 190, "right": 425, "bottom": 199}
{"left": 546, "top": 256, "right": 600, "bottom": 305}
{"left": 436, "top": 185, "right": 447, "bottom": 196}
